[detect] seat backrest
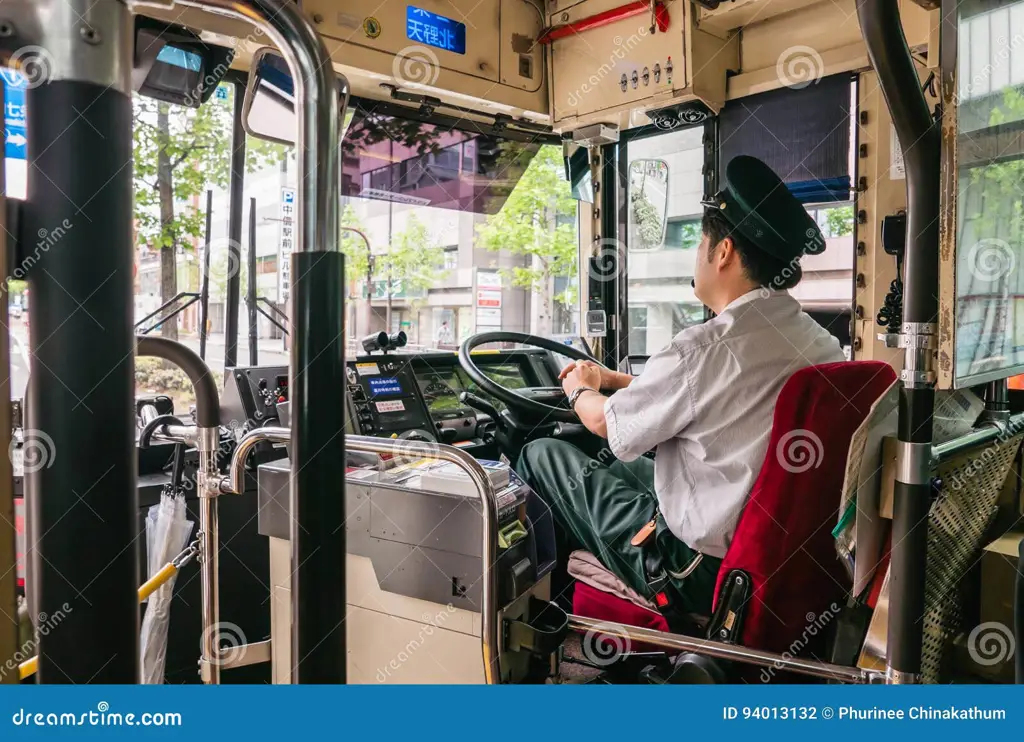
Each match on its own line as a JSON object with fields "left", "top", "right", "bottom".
{"left": 714, "top": 361, "right": 896, "bottom": 660}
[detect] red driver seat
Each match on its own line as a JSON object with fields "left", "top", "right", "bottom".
{"left": 571, "top": 361, "right": 897, "bottom": 669}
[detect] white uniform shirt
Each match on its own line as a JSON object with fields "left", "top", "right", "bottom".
{"left": 604, "top": 290, "right": 844, "bottom": 558}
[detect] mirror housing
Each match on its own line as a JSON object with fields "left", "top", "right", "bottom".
{"left": 628, "top": 159, "right": 670, "bottom": 250}
{"left": 242, "top": 47, "right": 349, "bottom": 146}
{"left": 132, "top": 18, "right": 232, "bottom": 108}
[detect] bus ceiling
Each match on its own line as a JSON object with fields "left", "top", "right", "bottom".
{"left": 130, "top": 0, "right": 938, "bottom": 139}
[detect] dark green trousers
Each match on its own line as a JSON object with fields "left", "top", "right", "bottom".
{"left": 517, "top": 438, "right": 722, "bottom": 616}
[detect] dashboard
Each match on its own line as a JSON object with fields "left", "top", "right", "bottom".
{"left": 345, "top": 350, "right": 556, "bottom": 447}
{"left": 221, "top": 348, "right": 562, "bottom": 451}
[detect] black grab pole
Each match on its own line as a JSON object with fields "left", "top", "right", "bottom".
{"left": 858, "top": 0, "right": 941, "bottom": 685}
{"left": 224, "top": 80, "right": 247, "bottom": 370}
{"left": 199, "top": 189, "right": 213, "bottom": 361}
{"left": 248, "top": 198, "right": 258, "bottom": 366}
{"left": 24, "top": 0, "right": 139, "bottom": 682}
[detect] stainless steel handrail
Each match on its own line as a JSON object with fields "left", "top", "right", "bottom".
{"left": 568, "top": 615, "right": 884, "bottom": 684}
{"left": 220, "top": 431, "right": 500, "bottom": 684}
{"left": 932, "top": 413, "right": 1024, "bottom": 465}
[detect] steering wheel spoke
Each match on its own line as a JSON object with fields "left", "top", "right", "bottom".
{"left": 458, "top": 332, "right": 607, "bottom": 424}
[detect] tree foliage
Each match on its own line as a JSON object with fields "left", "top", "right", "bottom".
{"left": 339, "top": 203, "right": 371, "bottom": 294}
{"left": 475, "top": 145, "right": 578, "bottom": 310}
{"left": 133, "top": 85, "right": 285, "bottom": 337}
{"left": 381, "top": 214, "right": 446, "bottom": 299}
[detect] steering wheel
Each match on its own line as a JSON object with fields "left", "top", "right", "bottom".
{"left": 458, "top": 332, "right": 606, "bottom": 424}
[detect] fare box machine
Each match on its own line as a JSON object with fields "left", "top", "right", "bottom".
{"left": 228, "top": 348, "right": 566, "bottom": 683}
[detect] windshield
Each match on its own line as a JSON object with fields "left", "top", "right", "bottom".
{"left": 337, "top": 101, "right": 580, "bottom": 350}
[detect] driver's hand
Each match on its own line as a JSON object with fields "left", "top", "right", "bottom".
{"left": 561, "top": 362, "right": 604, "bottom": 397}
{"left": 558, "top": 360, "right": 601, "bottom": 381}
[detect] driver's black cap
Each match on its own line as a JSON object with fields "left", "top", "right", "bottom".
{"left": 702, "top": 156, "right": 825, "bottom": 261}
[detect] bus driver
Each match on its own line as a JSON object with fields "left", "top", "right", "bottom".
{"left": 517, "top": 155, "right": 844, "bottom": 618}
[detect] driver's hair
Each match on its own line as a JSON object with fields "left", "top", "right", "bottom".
{"left": 702, "top": 209, "right": 803, "bottom": 291}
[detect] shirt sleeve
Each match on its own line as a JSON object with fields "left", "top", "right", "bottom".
{"left": 604, "top": 342, "right": 695, "bottom": 462}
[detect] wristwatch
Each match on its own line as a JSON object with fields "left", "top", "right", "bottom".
{"left": 568, "top": 385, "right": 600, "bottom": 410}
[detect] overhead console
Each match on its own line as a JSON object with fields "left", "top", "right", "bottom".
{"left": 546, "top": 0, "right": 739, "bottom": 133}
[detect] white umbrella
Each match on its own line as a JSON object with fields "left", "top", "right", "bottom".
{"left": 140, "top": 492, "right": 194, "bottom": 684}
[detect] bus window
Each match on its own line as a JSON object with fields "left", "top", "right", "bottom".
{"left": 334, "top": 102, "right": 579, "bottom": 348}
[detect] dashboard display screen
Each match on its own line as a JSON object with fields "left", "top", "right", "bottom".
{"left": 367, "top": 377, "right": 403, "bottom": 397}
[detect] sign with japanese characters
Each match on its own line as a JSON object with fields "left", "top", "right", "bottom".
{"left": 279, "top": 187, "right": 296, "bottom": 301}
{"left": 406, "top": 6, "right": 467, "bottom": 55}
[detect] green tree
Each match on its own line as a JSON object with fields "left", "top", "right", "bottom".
{"left": 133, "top": 85, "right": 285, "bottom": 340}
{"left": 823, "top": 205, "right": 855, "bottom": 238}
{"left": 475, "top": 145, "right": 578, "bottom": 328}
{"left": 339, "top": 203, "right": 373, "bottom": 327}
{"left": 379, "top": 214, "right": 446, "bottom": 330}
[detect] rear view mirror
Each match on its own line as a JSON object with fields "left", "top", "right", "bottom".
{"left": 627, "top": 159, "right": 669, "bottom": 250}
{"left": 132, "top": 19, "right": 232, "bottom": 108}
{"left": 242, "top": 47, "right": 350, "bottom": 146}
{"left": 564, "top": 144, "right": 594, "bottom": 204}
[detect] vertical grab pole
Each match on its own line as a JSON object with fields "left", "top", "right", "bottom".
{"left": 25, "top": 0, "right": 139, "bottom": 682}
{"left": 199, "top": 189, "right": 213, "bottom": 361}
{"left": 130, "top": 0, "right": 347, "bottom": 684}
{"left": 858, "top": 0, "right": 941, "bottom": 685}
{"left": 224, "top": 80, "right": 246, "bottom": 370}
{"left": 248, "top": 198, "right": 258, "bottom": 367}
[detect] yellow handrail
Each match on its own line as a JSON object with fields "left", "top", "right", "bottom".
{"left": 18, "top": 542, "right": 197, "bottom": 681}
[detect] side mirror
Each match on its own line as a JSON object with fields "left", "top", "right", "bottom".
{"left": 627, "top": 159, "right": 670, "bottom": 250}
{"left": 564, "top": 143, "right": 594, "bottom": 204}
{"left": 242, "top": 47, "right": 350, "bottom": 146}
